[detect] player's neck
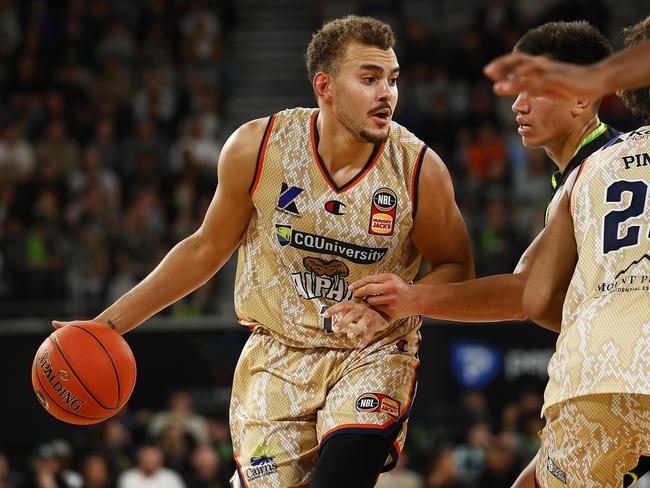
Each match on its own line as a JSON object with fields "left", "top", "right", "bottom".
{"left": 316, "top": 112, "right": 376, "bottom": 172}
{"left": 545, "top": 117, "right": 601, "bottom": 173}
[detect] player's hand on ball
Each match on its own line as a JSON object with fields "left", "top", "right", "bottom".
{"left": 349, "top": 273, "right": 416, "bottom": 320}
{"left": 324, "top": 299, "right": 391, "bottom": 349}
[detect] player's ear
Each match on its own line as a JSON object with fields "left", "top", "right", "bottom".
{"left": 571, "top": 97, "right": 593, "bottom": 115}
{"left": 313, "top": 72, "right": 333, "bottom": 102}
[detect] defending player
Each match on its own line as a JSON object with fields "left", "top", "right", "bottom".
{"left": 53, "top": 16, "right": 474, "bottom": 488}
{"left": 522, "top": 16, "right": 650, "bottom": 485}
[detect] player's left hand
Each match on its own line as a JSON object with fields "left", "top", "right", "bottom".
{"left": 323, "top": 299, "right": 391, "bottom": 349}
{"left": 348, "top": 273, "right": 417, "bottom": 320}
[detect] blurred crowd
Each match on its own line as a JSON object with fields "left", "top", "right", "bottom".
{"left": 0, "top": 389, "right": 547, "bottom": 488}
{"left": 0, "top": 0, "right": 235, "bottom": 318}
{"left": 0, "top": 0, "right": 641, "bottom": 318}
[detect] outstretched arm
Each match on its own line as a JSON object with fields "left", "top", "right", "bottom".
{"left": 326, "top": 149, "right": 475, "bottom": 345}
{"left": 53, "top": 118, "right": 269, "bottom": 334}
{"left": 484, "top": 39, "right": 650, "bottom": 98}
{"left": 522, "top": 189, "right": 577, "bottom": 331}
{"left": 349, "top": 230, "right": 543, "bottom": 323}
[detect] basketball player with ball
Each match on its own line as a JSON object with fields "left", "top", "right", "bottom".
{"left": 47, "top": 15, "right": 474, "bottom": 488}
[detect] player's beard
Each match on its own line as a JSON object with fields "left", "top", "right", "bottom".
{"left": 335, "top": 97, "right": 389, "bottom": 144}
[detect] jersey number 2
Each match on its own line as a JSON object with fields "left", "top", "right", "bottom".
{"left": 603, "top": 180, "right": 649, "bottom": 254}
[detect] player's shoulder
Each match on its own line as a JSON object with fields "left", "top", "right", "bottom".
{"left": 388, "top": 120, "right": 426, "bottom": 154}
{"left": 590, "top": 124, "right": 650, "bottom": 159}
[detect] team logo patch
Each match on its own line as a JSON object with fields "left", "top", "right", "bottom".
{"left": 546, "top": 456, "right": 567, "bottom": 484}
{"left": 355, "top": 393, "right": 401, "bottom": 419}
{"left": 247, "top": 446, "right": 278, "bottom": 481}
{"left": 276, "top": 182, "right": 303, "bottom": 216}
{"left": 369, "top": 188, "right": 397, "bottom": 236}
{"left": 291, "top": 257, "right": 352, "bottom": 303}
{"left": 325, "top": 200, "right": 346, "bottom": 215}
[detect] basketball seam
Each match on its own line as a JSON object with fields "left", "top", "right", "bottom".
{"left": 33, "top": 359, "right": 109, "bottom": 420}
{"left": 53, "top": 326, "right": 120, "bottom": 410}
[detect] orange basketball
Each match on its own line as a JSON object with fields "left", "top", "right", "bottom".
{"left": 31, "top": 322, "right": 137, "bottom": 425}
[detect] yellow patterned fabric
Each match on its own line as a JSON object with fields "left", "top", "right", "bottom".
{"left": 543, "top": 126, "right": 650, "bottom": 415}
{"left": 234, "top": 107, "right": 426, "bottom": 349}
{"left": 230, "top": 327, "right": 420, "bottom": 487}
{"left": 536, "top": 393, "right": 650, "bottom": 487}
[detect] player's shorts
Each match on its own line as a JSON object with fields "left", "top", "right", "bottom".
{"left": 229, "top": 326, "right": 420, "bottom": 488}
{"left": 535, "top": 393, "right": 650, "bottom": 488}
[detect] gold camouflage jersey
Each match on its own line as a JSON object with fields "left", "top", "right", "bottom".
{"left": 543, "top": 125, "right": 650, "bottom": 414}
{"left": 234, "top": 107, "right": 426, "bottom": 349}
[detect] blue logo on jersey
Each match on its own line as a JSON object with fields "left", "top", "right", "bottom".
{"left": 277, "top": 182, "right": 303, "bottom": 215}
{"left": 450, "top": 341, "right": 502, "bottom": 389}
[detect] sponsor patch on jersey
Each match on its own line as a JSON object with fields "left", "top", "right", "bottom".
{"left": 247, "top": 446, "right": 279, "bottom": 481}
{"left": 355, "top": 393, "right": 401, "bottom": 419}
{"left": 369, "top": 188, "right": 397, "bottom": 236}
{"left": 276, "top": 182, "right": 303, "bottom": 216}
{"left": 595, "top": 254, "right": 650, "bottom": 297}
{"left": 325, "top": 200, "right": 346, "bottom": 215}
{"left": 275, "top": 224, "right": 387, "bottom": 265}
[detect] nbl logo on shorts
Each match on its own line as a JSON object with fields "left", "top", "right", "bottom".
{"left": 356, "top": 393, "right": 401, "bottom": 419}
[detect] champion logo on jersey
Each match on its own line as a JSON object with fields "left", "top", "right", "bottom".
{"left": 276, "top": 182, "right": 303, "bottom": 216}
{"left": 369, "top": 188, "right": 397, "bottom": 236}
{"left": 325, "top": 200, "right": 346, "bottom": 215}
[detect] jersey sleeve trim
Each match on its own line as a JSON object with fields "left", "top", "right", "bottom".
{"left": 249, "top": 114, "right": 277, "bottom": 195}
{"left": 411, "top": 144, "right": 428, "bottom": 218}
{"left": 568, "top": 158, "right": 588, "bottom": 217}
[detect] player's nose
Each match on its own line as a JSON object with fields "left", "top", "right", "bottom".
{"left": 511, "top": 92, "right": 529, "bottom": 114}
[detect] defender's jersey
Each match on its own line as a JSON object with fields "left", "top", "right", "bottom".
{"left": 543, "top": 126, "right": 650, "bottom": 413}
{"left": 234, "top": 108, "right": 426, "bottom": 348}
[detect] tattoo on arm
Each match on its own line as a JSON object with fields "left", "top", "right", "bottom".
{"left": 106, "top": 319, "right": 117, "bottom": 330}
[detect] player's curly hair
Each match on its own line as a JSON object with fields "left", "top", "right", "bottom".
{"left": 305, "top": 15, "right": 395, "bottom": 82}
{"left": 618, "top": 16, "right": 650, "bottom": 122}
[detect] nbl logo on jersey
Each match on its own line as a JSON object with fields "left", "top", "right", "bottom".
{"left": 369, "top": 188, "right": 397, "bottom": 236}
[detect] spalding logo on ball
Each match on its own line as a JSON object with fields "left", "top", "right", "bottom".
{"left": 31, "top": 322, "right": 137, "bottom": 425}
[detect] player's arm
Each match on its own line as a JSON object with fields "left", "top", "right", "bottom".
{"left": 409, "top": 148, "right": 475, "bottom": 284}
{"left": 53, "top": 118, "right": 269, "bottom": 334}
{"left": 484, "top": 39, "right": 650, "bottom": 98}
{"left": 326, "top": 149, "right": 475, "bottom": 343}
{"left": 522, "top": 188, "right": 577, "bottom": 332}
{"left": 346, "top": 150, "right": 550, "bottom": 323}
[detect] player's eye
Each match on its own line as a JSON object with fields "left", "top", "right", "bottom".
{"left": 362, "top": 76, "right": 376, "bottom": 84}
{"left": 389, "top": 77, "right": 398, "bottom": 87}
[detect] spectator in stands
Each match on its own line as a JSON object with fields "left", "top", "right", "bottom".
{"left": 376, "top": 450, "right": 424, "bottom": 488}
{"left": 183, "top": 444, "right": 225, "bottom": 488}
{"left": 117, "top": 444, "right": 185, "bottom": 488}
{"left": 148, "top": 391, "right": 209, "bottom": 446}
{"left": 80, "top": 453, "right": 114, "bottom": 488}
{"left": 425, "top": 445, "right": 462, "bottom": 488}
{"left": 0, "top": 122, "right": 34, "bottom": 184}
